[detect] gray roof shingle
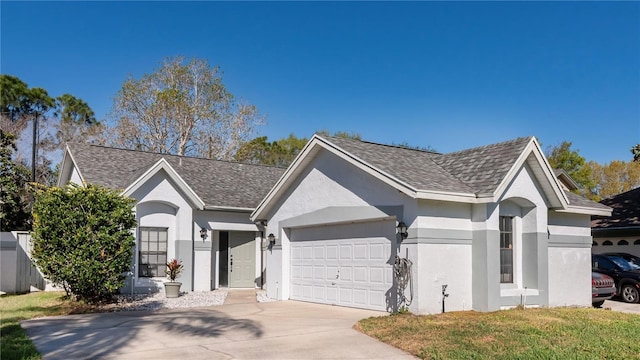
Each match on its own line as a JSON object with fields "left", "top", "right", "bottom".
{"left": 592, "top": 187, "right": 640, "bottom": 229}
{"left": 66, "top": 143, "right": 285, "bottom": 209}
{"left": 324, "top": 135, "right": 531, "bottom": 195}
{"left": 320, "top": 135, "right": 605, "bottom": 211}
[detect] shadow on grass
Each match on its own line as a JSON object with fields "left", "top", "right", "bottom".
{"left": 20, "top": 308, "right": 263, "bottom": 359}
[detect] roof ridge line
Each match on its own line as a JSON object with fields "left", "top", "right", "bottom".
{"left": 67, "top": 142, "right": 287, "bottom": 169}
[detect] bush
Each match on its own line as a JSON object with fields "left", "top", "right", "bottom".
{"left": 31, "top": 184, "right": 136, "bottom": 303}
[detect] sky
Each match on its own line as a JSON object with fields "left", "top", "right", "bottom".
{"left": 1, "top": 1, "right": 638, "bottom": 164}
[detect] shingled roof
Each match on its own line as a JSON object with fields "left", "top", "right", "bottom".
{"left": 65, "top": 143, "right": 285, "bottom": 209}
{"left": 592, "top": 187, "right": 640, "bottom": 230}
{"left": 321, "top": 135, "right": 607, "bottom": 211}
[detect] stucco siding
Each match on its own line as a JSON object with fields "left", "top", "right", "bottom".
{"left": 265, "top": 150, "right": 414, "bottom": 301}
{"left": 416, "top": 243, "right": 472, "bottom": 314}
{"left": 70, "top": 165, "right": 83, "bottom": 185}
{"left": 548, "top": 247, "right": 591, "bottom": 307}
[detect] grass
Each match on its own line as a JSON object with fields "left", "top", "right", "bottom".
{"left": 0, "top": 291, "right": 95, "bottom": 360}
{"left": 356, "top": 307, "right": 640, "bottom": 360}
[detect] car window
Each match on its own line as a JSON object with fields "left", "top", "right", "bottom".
{"left": 624, "top": 255, "right": 640, "bottom": 270}
{"left": 607, "top": 256, "right": 635, "bottom": 271}
{"left": 593, "top": 256, "right": 616, "bottom": 271}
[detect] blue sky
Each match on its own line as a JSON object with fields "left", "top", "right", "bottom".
{"left": 2, "top": 1, "right": 638, "bottom": 164}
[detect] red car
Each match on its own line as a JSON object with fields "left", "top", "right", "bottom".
{"left": 592, "top": 271, "right": 616, "bottom": 307}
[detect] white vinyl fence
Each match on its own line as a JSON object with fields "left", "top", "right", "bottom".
{"left": 0, "top": 232, "right": 46, "bottom": 294}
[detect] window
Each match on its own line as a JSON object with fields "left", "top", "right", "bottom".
{"left": 593, "top": 255, "right": 616, "bottom": 271}
{"left": 592, "top": 241, "right": 598, "bottom": 246}
{"left": 138, "top": 227, "right": 168, "bottom": 277}
{"left": 499, "top": 216, "right": 514, "bottom": 283}
{"left": 618, "top": 240, "right": 629, "bottom": 245}
{"left": 634, "top": 239, "right": 640, "bottom": 245}
{"left": 602, "top": 240, "right": 613, "bottom": 246}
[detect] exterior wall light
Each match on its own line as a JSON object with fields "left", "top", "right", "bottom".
{"left": 397, "top": 222, "right": 408, "bottom": 240}
{"left": 267, "top": 233, "right": 276, "bottom": 246}
{"left": 200, "top": 227, "right": 208, "bottom": 241}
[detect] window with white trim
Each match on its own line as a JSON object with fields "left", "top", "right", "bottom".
{"left": 499, "top": 216, "right": 514, "bottom": 283}
{"left": 138, "top": 227, "right": 168, "bottom": 277}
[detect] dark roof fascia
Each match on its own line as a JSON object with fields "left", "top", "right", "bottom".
{"left": 592, "top": 227, "right": 640, "bottom": 238}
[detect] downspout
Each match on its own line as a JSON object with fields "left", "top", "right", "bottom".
{"left": 191, "top": 216, "right": 195, "bottom": 291}
{"left": 260, "top": 230, "right": 264, "bottom": 289}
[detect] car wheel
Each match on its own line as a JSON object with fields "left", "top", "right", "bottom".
{"left": 621, "top": 284, "right": 640, "bottom": 303}
{"left": 592, "top": 300, "right": 605, "bottom": 308}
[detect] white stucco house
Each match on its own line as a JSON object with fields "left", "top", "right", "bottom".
{"left": 58, "top": 143, "right": 284, "bottom": 293}
{"left": 251, "top": 135, "right": 612, "bottom": 314}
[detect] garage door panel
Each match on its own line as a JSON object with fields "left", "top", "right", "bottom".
{"left": 290, "top": 220, "right": 395, "bottom": 311}
{"left": 340, "top": 245, "right": 352, "bottom": 259}
{"left": 354, "top": 267, "right": 367, "bottom": 282}
{"left": 314, "top": 266, "right": 325, "bottom": 280}
{"left": 327, "top": 245, "right": 338, "bottom": 259}
{"left": 303, "top": 285, "right": 313, "bottom": 298}
{"left": 354, "top": 289, "right": 367, "bottom": 305}
{"left": 313, "top": 286, "right": 325, "bottom": 301}
{"left": 340, "top": 267, "right": 353, "bottom": 281}
{"left": 370, "top": 267, "right": 384, "bottom": 283}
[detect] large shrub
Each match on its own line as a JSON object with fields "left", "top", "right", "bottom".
{"left": 31, "top": 184, "right": 136, "bottom": 303}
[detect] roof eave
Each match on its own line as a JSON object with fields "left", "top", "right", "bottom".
{"left": 555, "top": 206, "right": 613, "bottom": 216}
{"left": 203, "top": 205, "right": 254, "bottom": 212}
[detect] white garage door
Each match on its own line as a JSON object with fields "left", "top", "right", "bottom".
{"left": 290, "top": 220, "right": 395, "bottom": 311}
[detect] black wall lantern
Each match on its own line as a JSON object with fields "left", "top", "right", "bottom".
{"left": 397, "top": 222, "right": 408, "bottom": 240}
{"left": 267, "top": 233, "right": 276, "bottom": 246}
{"left": 200, "top": 227, "right": 208, "bottom": 241}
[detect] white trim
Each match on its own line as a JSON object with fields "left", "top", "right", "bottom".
{"left": 492, "top": 138, "right": 569, "bottom": 208}
{"left": 556, "top": 207, "right": 612, "bottom": 216}
{"left": 204, "top": 205, "right": 254, "bottom": 212}
{"left": 123, "top": 158, "right": 205, "bottom": 210}
{"left": 58, "top": 144, "right": 86, "bottom": 187}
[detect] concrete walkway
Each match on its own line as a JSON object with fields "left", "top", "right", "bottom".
{"left": 222, "top": 289, "right": 257, "bottom": 305}
{"left": 22, "top": 293, "right": 415, "bottom": 360}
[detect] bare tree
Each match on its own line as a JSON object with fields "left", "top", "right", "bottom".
{"left": 107, "top": 57, "right": 263, "bottom": 160}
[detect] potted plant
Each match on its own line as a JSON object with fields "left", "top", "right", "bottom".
{"left": 164, "top": 258, "right": 183, "bottom": 298}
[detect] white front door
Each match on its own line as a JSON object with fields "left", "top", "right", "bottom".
{"left": 228, "top": 232, "right": 256, "bottom": 288}
{"left": 289, "top": 220, "right": 395, "bottom": 311}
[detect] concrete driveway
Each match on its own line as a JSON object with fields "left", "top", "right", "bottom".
{"left": 603, "top": 299, "right": 640, "bottom": 314}
{"left": 22, "top": 298, "right": 415, "bottom": 359}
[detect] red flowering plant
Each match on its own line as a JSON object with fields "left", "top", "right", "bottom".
{"left": 165, "top": 259, "right": 184, "bottom": 282}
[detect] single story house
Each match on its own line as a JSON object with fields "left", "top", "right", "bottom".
{"left": 251, "top": 135, "right": 611, "bottom": 314}
{"left": 58, "top": 143, "right": 285, "bottom": 293}
{"left": 592, "top": 187, "right": 640, "bottom": 258}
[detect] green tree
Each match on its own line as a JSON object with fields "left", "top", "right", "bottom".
{"left": 632, "top": 144, "right": 640, "bottom": 162}
{"left": 546, "top": 141, "right": 594, "bottom": 196}
{"left": 0, "top": 74, "right": 98, "bottom": 183}
{"left": 587, "top": 160, "right": 640, "bottom": 200}
{"left": 235, "top": 134, "right": 308, "bottom": 167}
{"left": 108, "top": 56, "right": 263, "bottom": 160}
{"left": 31, "top": 184, "right": 136, "bottom": 303}
{"left": 0, "top": 130, "right": 31, "bottom": 230}
{"left": 235, "top": 131, "right": 364, "bottom": 167}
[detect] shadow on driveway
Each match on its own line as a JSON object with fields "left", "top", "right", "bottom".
{"left": 22, "top": 308, "right": 263, "bottom": 359}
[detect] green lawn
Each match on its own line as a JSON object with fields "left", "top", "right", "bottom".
{"left": 0, "top": 292, "right": 94, "bottom": 360}
{"left": 356, "top": 307, "right": 640, "bottom": 360}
